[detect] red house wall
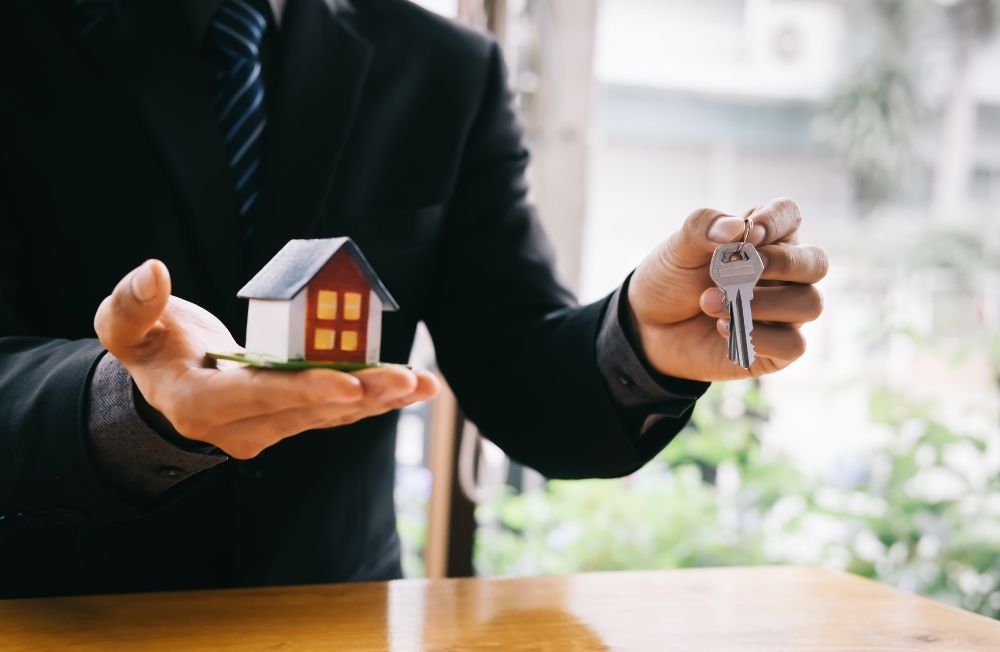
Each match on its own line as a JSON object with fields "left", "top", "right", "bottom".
{"left": 304, "top": 251, "right": 370, "bottom": 363}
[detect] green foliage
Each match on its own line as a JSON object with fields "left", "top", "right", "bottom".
{"left": 813, "top": 0, "right": 925, "bottom": 211}
{"left": 815, "top": 59, "right": 922, "bottom": 209}
{"left": 814, "top": 0, "right": 1000, "bottom": 212}
{"left": 474, "top": 379, "right": 1000, "bottom": 619}
{"left": 843, "top": 385, "right": 1000, "bottom": 616}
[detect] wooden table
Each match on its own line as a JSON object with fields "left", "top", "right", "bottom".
{"left": 2, "top": 567, "right": 998, "bottom": 651}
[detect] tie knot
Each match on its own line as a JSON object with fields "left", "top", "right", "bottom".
{"left": 210, "top": 0, "right": 271, "bottom": 60}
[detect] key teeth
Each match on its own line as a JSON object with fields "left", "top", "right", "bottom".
{"left": 728, "top": 334, "right": 756, "bottom": 369}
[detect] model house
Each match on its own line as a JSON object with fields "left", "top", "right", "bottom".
{"left": 237, "top": 238, "right": 399, "bottom": 364}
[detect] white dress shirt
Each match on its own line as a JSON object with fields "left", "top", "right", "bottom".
{"left": 268, "top": 0, "right": 287, "bottom": 26}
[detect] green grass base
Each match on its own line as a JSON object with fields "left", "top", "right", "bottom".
{"left": 206, "top": 352, "right": 404, "bottom": 372}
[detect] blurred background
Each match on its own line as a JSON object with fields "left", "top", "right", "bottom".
{"left": 397, "top": 0, "right": 1000, "bottom": 618}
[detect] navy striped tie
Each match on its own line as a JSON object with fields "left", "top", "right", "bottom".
{"left": 209, "top": 0, "right": 271, "bottom": 236}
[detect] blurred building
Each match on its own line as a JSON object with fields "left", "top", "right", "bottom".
{"left": 583, "top": 0, "right": 852, "bottom": 298}
{"left": 583, "top": 0, "right": 1000, "bottom": 297}
{"left": 404, "top": 0, "right": 1000, "bottom": 580}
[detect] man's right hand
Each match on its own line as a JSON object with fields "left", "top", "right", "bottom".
{"left": 94, "top": 260, "right": 440, "bottom": 459}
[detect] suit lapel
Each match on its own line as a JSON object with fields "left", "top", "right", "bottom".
{"left": 77, "top": 0, "right": 244, "bottom": 303}
{"left": 250, "top": 0, "right": 374, "bottom": 270}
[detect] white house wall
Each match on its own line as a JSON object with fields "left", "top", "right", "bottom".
{"left": 366, "top": 291, "right": 382, "bottom": 363}
{"left": 246, "top": 299, "right": 293, "bottom": 361}
{"left": 288, "top": 290, "right": 306, "bottom": 360}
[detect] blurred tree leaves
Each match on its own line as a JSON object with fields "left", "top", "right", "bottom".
{"left": 815, "top": 62, "right": 921, "bottom": 211}
{"left": 815, "top": 0, "right": 1000, "bottom": 213}
{"left": 814, "top": 0, "right": 925, "bottom": 211}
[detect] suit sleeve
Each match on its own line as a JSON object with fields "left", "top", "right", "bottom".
{"left": 595, "top": 278, "right": 710, "bottom": 460}
{"left": 423, "top": 43, "right": 705, "bottom": 479}
{"left": 0, "top": 172, "right": 140, "bottom": 525}
{"left": 87, "top": 354, "right": 226, "bottom": 505}
{"left": 0, "top": 338, "right": 144, "bottom": 525}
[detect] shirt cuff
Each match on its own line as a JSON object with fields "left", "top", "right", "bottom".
{"left": 596, "top": 275, "right": 711, "bottom": 436}
{"left": 86, "top": 353, "right": 227, "bottom": 506}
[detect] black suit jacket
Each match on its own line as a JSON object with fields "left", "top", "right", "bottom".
{"left": 0, "top": 0, "right": 692, "bottom": 598}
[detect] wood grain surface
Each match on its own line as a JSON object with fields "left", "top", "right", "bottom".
{"left": 2, "top": 567, "right": 998, "bottom": 651}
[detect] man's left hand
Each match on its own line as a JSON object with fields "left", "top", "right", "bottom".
{"left": 627, "top": 197, "right": 829, "bottom": 381}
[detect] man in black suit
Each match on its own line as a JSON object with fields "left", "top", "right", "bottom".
{"left": 0, "top": 0, "right": 827, "bottom": 598}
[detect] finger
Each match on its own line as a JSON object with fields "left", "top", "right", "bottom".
{"left": 746, "top": 197, "right": 802, "bottom": 246}
{"left": 203, "top": 405, "right": 364, "bottom": 457}
{"left": 745, "top": 286, "right": 823, "bottom": 324}
{"left": 702, "top": 285, "right": 822, "bottom": 324}
{"left": 665, "top": 207, "right": 743, "bottom": 269}
{"left": 353, "top": 366, "right": 420, "bottom": 402}
{"left": 699, "top": 287, "right": 730, "bottom": 319}
{"left": 168, "top": 366, "right": 365, "bottom": 430}
{"left": 359, "top": 370, "right": 441, "bottom": 409}
{"left": 411, "top": 370, "right": 442, "bottom": 402}
{"left": 94, "top": 260, "right": 172, "bottom": 355}
{"left": 715, "top": 319, "right": 806, "bottom": 362}
{"left": 166, "top": 367, "right": 434, "bottom": 439}
{"left": 758, "top": 244, "right": 829, "bottom": 284}
{"left": 203, "top": 385, "right": 438, "bottom": 458}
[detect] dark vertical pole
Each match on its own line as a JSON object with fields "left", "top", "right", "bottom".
{"left": 439, "top": 0, "right": 509, "bottom": 579}
{"left": 445, "top": 411, "right": 477, "bottom": 577}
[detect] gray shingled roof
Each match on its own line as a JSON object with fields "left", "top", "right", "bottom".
{"left": 237, "top": 238, "right": 399, "bottom": 310}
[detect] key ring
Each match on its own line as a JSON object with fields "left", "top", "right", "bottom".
{"left": 736, "top": 217, "right": 753, "bottom": 255}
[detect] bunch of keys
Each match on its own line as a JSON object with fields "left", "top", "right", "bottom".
{"left": 709, "top": 218, "right": 764, "bottom": 369}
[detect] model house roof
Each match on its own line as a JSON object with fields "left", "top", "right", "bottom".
{"left": 237, "top": 238, "right": 400, "bottom": 310}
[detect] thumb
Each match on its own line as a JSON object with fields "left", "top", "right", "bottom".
{"left": 663, "top": 208, "right": 750, "bottom": 269}
{"left": 94, "top": 259, "right": 172, "bottom": 356}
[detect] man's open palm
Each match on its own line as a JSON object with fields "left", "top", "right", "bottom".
{"left": 93, "top": 260, "right": 440, "bottom": 459}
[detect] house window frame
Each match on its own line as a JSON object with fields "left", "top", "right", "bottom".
{"left": 317, "top": 290, "right": 339, "bottom": 320}
{"left": 314, "top": 328, "right": 336, "bottom": 350}
{"left": 344, "top": 292, "right": 363, "bottom": 321}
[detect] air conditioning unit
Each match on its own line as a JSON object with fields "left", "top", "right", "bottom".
{"left": 751, "top": 0, "right": 844, "bottom": 97}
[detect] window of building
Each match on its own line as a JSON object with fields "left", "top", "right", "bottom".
{"left": 341, "top": 330, "right": 358, "bottom": 351}
{"left": 344, "top": 292, "right": 362, "bottom": 321}
{"left": 317, "top": 290, "right": 338, "bottom": 320}
{"left": 314, "top": 328, "right": 335, "bottom": 350}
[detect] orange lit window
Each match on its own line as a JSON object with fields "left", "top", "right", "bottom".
{"left": 341, "top": 330, "right": 358, "bottom": 352}
{"left": 317, "top": 291, "right": 338, "bottom": 320}
{"left": 344, "top": 292, "right": 362, "bottom": 321}
{"left": 314, "top": 328, "right": 335, "bottom": 350}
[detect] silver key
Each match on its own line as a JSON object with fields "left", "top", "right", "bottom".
{"left": 710, "top": 243, "right": 764, "bottom": 369}
{"left": 726, "top": 306, "right": 736, "bottom": 362}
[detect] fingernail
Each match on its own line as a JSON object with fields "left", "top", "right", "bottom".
{"left": 708, "top": 217, "right": 746, "bottom": 243}
{"left": 750, "top": 224, "right": 767, "bottom": 246}
{"left": 326, "top": 380, "right": 362, "bottom": 403}
{"left": 130, "top": 261, "right": 157, "bottom": 303}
